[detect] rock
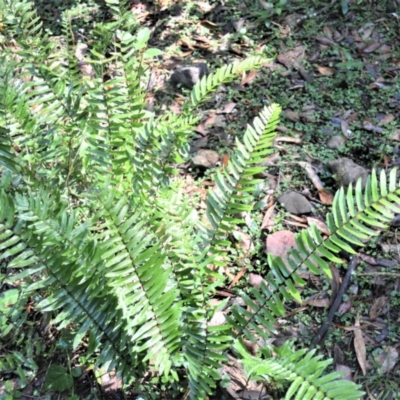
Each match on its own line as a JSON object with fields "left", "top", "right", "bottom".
{"left": 192, "top": 149, "right": 219, "bottom": 168}
{"left": 327, "top": 135, "right": 346, "bottom": 149}
{"left": 327, "top": 157, "right": 369, "bottom": 188}
{"left": 170, "top": 63, "right": 208, "bottom": 89}
{"left": 278, "top": 191, "right": 313, "bottom": 214}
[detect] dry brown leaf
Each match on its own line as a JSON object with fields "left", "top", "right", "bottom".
{"left": 261, "top": 204, "right": 276, "bottom": 231}
{"left": 249, "top": 273, "right": 267, "bottom": 288}
{"left": 329, "top": 264, "right": 341, "bottom": 304}
{"left": 316, "top": 66, "right": 335, "bottom": 76}
{"left": 228, "top": 265, "right": 248, "bottom": 289}
{"left": 369, "top": 296, "right": 387, "bottom": 320}
{"left": 208, "top": 311, "right": 227, "bottom": 326}
{"left": 341, "top": 120, "right": 350, "bottom": 137}
{"left": 335, "top": 365, "right": 353, "bottom": 381}
{"left": 354, "top": 317, "right": 367, "bottom": 375}
{"left": 391, "top": 129, "right": 400, "bottom": 141}
{"left": 241, "top": 70, "right": 258, "bottom": 86}
{"left": 305, "top": 298, "right": 330, "bottom": 307}
{"left": 266, "top": 230, "right": 297, "bottom": 269}
{"left": 218, "top": 102, "right": 237, "bottom": 114}
{"left": 379, "top": 114, "right": 395, "bottom": 125}
{"left": 375, "top": 346, "right": 399, "bottom": 374}
{"left": 275, "top": 136, "right": 302, "bottom": 144}
{"left": 315, "top": 36, "right": 336, "bottom": 46}
{"left": 323, "top": 26, "right": 333, "bottom": 39}
{"left": 362, "top": 42, "right": 382, "bottom": 53}
{"left": 307, "top": 217, "right": 330, "bottom": 236}
{"left": 318, "top": 188, "right": 334, "bottom": 205}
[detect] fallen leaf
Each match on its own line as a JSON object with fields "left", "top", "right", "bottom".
{"left": 208, "top": 311, "right": 227, "bottom": 326}
{"left": 329, "top": 264, "right": 341, "bottom": 305}
{"left": 375, "top": 346, "right": 399, "bottom": 374}
{"left": 249, "top": 273, "right": 267, "bottom": 288}
{"left": 335, "top": 365, "right": 353, "bottom": 381}
{"left": 305, "top": 298, "right": 330, "bottom": 307}
{"left": 362, "top": 42, "right": 382, "bottom": 54}
{"left": 369, "top": 296, "right": 387, "bottom": 320}
{"left": 218, "top": 102, "right": 237, "bottom": 114}
{"left": 234, "top": 229, "right": 254, "bottom": 255}
{"left": 318, "top": 188, "right": 334, "bottom": 205}
{"left": 354, "top": 317, "right": 367, "bottom": 375}
{"left": 266, "top": 230, "right": 297, "bottom": 269}
{"left": 379, "top": 114, "right": 395, "bottom": 125}
{"left": 240, "top": 70, "right": 258, "bottom": 86}
{"left": 228, "top": 265, "right": 248, "bottom": 289}
{"left": 261, "top": 204, "right": 276, "bottom": 230}
{"left": 316, "top": 66, "right": 335, "bottom": 76}
{"left": 315, "top": 36, "right": 336, "bottom": 46}
{"left": 307, "top": 217, "right": 330, "bottom": 236}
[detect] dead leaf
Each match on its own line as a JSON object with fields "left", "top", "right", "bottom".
{"left": 315, "top": 36, "right": 336, "bottom": 46}
{"left": 329, "top": 264, "right": 341, "bottom": 305}
{"left": 369, "top": 296, "right": 387, "bottom": 320}
{"left": 362, "top": 42, "right": 382, "bottom": 54}
{"left": 354, "top": 317, "right": 367, "bottom": 375}
{"left": 261, "top": 204, "right": 276, "bottom": 230}
{"left": 306, "top": 217, "right": 330, "bottom": 236}
{"left": 318, "top": 188, "right": 334, "bottom": 205}
{"left": 317, "top": 66, "right": 335, "bottom": 76}
{"left": 228, "top": 265, "right": 248, "bottom": 289}
{"left": 341, "top": 120, "right": 351, "bottom": 137}
{"left": 375, "top": 346, "right": 399, "bottom": 374}
{"left": 234, "top": 229, "right": 254, "bottom": 255}
{"left": 208, "top": 311, "right": 227, "bottom": 326}
{"left": 379, "top": 114, "right": 395, "bottom": 125}
{"left": 249, "top": 273, "right": 267, "bottom": 288}
{"left": 284, "top": 109, "right": 300, "bottom": 122}
{"left": 217, "top": 102, "right": 237, "bottom": 114}
{"left": 241, "top": 70, "right": 258, "bottom": 86}
{"left": 391, "top": 129, "right": 400, "bottom": 141}
{"left": 266, "top": 230, "right": 297, "bottom": 269}
{"left": 335, "top": 365, "right": 353, "bottom": 381}
{"left": 305, "top": 298, "right": 330, "bottom": 307}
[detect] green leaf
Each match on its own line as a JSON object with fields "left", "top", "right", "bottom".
{"left": 43, "top": 365, "right": 73, "bottom": 392}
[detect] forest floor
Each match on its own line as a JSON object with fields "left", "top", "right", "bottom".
{"left": 2, "top": 0, "right": 400, "bottom": 398}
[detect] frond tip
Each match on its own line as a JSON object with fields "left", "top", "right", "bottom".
{"left": 235, "top": 340, "right": 365, "bottom": 400}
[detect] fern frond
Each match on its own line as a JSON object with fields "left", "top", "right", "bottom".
{"left": 236, "top": 340, "right": 364, "bottom": 400}
{"left": 203, "top": 103, "right": 280, "bottom": 253}
{"left": 190, "top": 57, "right": 270, "bottom": 107}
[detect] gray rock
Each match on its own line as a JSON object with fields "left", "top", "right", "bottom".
{"left": 192, "top": 149, "right": 219, "bottom": 168}
{"left": 327, "top": 157, "right": 369, "bottom": 188}
{"left": 278, "top": 191, "right": 313, "bottom": 214}
{"left": 170, "top": 63, "right": 208, "bottom": 89}
{"left": 327, "top": 135, "right": 346, "bottom": 149}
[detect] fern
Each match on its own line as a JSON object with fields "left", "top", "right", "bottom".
{"left": 0, "top": 0, "right": 395, "bottom": 398}
{"left": 236, "top": 340, "right": 364, "bottom": 400}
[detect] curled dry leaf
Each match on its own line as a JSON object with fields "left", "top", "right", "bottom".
{"left": 266, "top": 230, "right": 296, "bottom": 264}
{"left": 353, "top": 317, "right": 367, "bottom": 375}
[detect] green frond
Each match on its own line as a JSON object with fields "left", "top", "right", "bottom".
{"left": 236, "top": 340, "right": 364, "bottom": 400}
{"left": 203, "top": 103, "right": 280, "bottom": 252}
{"left": 190, "top": 57, "right": 270, "bottom": 107}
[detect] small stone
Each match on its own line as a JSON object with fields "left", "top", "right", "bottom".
{"left": 170, "top": 63, "right": 208, "bottom": 90}
{"left": 327, "top": 135, "right": 346, "bottom": 149}
{"left": 327, "top": 157, "right": 369, "bottom": 188}
{"left": 278, "top": 191, "right": 313, "bottom": 214}
{"left": 192, "top": 149, "right": 219, "bottom": 168}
